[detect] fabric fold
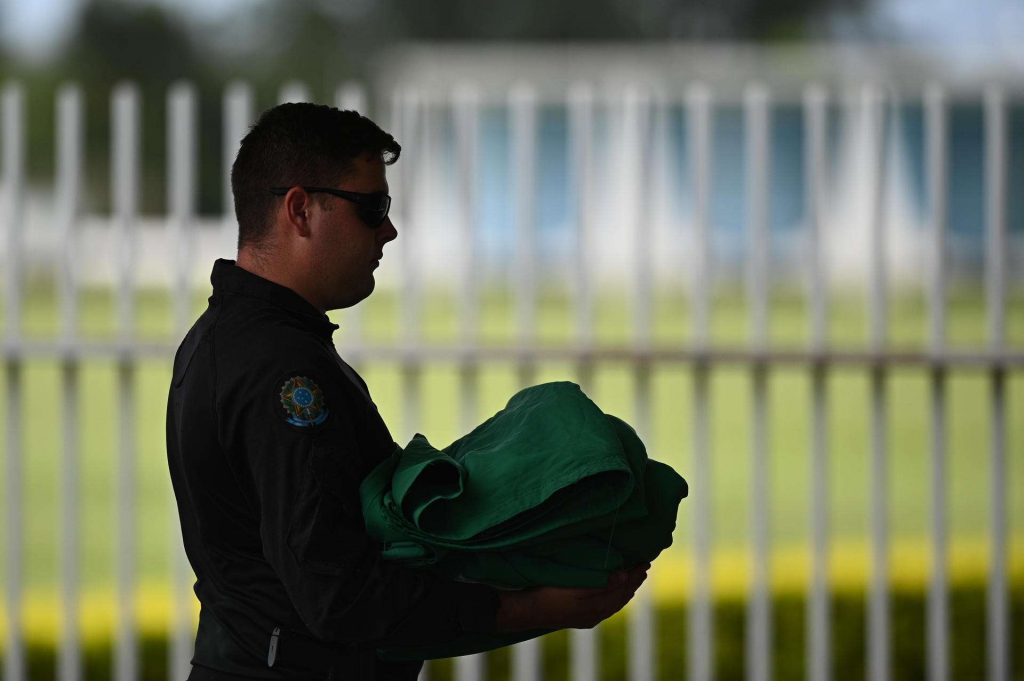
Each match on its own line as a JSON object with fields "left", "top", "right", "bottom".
{"left": 358, "top": 381, "right": 688, "bottom": 659}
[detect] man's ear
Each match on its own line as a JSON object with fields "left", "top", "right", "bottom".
{"left": 282, "top": 187, "right": 313, "bottom": 237}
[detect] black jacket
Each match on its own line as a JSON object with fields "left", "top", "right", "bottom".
{"left": 166, "top": 259, "right": 499, "bottom": 680}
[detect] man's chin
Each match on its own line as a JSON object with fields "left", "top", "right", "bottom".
{"left": 338, "top": 279, "right": 375, "bottom": 309}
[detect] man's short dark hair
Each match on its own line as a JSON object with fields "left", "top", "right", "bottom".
{"left": 231, "top": 102, "right": 401, "bottom": 249}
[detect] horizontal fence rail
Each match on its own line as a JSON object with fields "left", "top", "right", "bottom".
{"left": 1, "top": 76, "right": 1021, "bottom": 681}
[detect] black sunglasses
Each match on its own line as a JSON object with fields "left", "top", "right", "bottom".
{"left": 270, "top": 186, "right": 391, "bottom": 228}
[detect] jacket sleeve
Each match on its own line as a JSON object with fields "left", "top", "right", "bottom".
{"left": 222, "top": 354, "right": 500, "bottom": 648}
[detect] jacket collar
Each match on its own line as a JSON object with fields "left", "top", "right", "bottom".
{"left": 210, "top": 258, "right": 339, "bottom": 339}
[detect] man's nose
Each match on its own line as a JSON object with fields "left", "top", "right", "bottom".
{"left": 379, "top": 217, "right": 398, "bottom": 243}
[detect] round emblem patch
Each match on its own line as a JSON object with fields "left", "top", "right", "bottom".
{"left": 279, "top": 376, "right": 328, "bottom": 427}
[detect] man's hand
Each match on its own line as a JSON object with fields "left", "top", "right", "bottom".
{"left": 494, "top": 563, "right": 650, "bottom": 633}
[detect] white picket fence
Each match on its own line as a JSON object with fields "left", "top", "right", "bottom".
{"left": 1, "top": 78, "right": 1021, "bottom": 681}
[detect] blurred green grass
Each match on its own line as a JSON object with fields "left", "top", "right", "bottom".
{"left": 15, "top": 586, "right": 1024, "bottom": 681}
{"left": 0, "top": 279, "right": 1022, "bottom": 652}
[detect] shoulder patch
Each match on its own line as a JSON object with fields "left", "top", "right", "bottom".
{"left": 279, "top": 376, "right": 329, "bottom": 427}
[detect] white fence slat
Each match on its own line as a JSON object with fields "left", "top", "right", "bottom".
{"left": 395, "top": 88, "right": 423, "bottom": 349}
{"left": 809, "top": 365, "right": 829, "bottom": 681}
{"left": 928, "top": 371, "right": 949, "bottom": 681}
{"left": 509, "top": 80, "right": 541, "bottom": 681}
{"left": 59, "top": 361, "right": 81, "bottom": 681}
{"left": 690, "top": 363, "right": 712, "bottom": 681}
{"left": 3, "top": 82, "right": 25, "bottom": 342}
{"left": 744, "top": 82, "right": 772, "bottom": 681}
{"left": 622, "top": 84, "right": 655, "bottom": 681}
{"left": 388, "top": 87, "right": 425, "bottom": 445}
{"left": 867, "top": 85, "right": 889, "bottom": 350}
{"left": 56, "top": 82, "right": 83, "bottom": 681}
{"left": 988, "top": 371, "right": 1008, "bottom": 681}
{"left": 511, "top": 83, "right": 537, "bottom": 390}
{"left": 926, "top": 84, "right": 947, "bottom": 354}
{"left": 628, "top": 85, "right": 653, "bottom": 350}
{"left": 688, "top": 83, "right": 712, "bottom": 350}
{"left": 568, "top": 81, "right": 598, "bottom": 681}
{"left": 454, "top": 84, "right": 481, "bottom": 345}
{"left": 748, "top": 366, "right": 771, "bottom": 681}
{"left": 113, "top": 84, "right": 139, "bottom": 337}
{"left": 57, "top": 84, "right": 82, "bottom": 345}
{"left": 925, "top": 82, "right": 950, "bottom": 681}
{"left": 279, "top": 81, "right": 310, "bottom": 104}
{"left": 746, "top": 84, "right": 770, "bottom": 348}
{"left": 453, "top": 83, "right": 486, "bottom": 681}
{"left": 984, "top": 84, "right": 1009, "bottom": 681}
{"left": 629, "top": 365, "right": 655, "bottom": 681}
{"left": 116, "top": 361, "right": 138, "bottom": 681}
{"left": 803, "top": 83, "right": 831, "bottom": 681}
{"left": 570, "top": 628, "right": 597, "bottom": 681}
{"left": 112, "top": 82, "right": 140, "bottom": 681}
{"left": 868, "top": 366, "right": 889, "bottom": 681}
{"left": 626, "top": 86, "right": 659, "bottom": 681}
{"left": 628, "top": 86, "right": 656, "bottom": 681}
{"left": 687, "top": 81, "right": 714, "bottom": 681}
{"left": 865, "top": 82, "right": 891, "bottom": 681}
{"left": 805, "top": 85, "right": 828, "bottom": 352}
{"left": 169, "top": 81, "right": 199, "bottom": 681}
{"left": 984, "top": 87, "right": 1006, "bottom": 351}
{"left": 513, "top": 638, "right": 542, "bottom": 681}
{"left": 223, "top": 81, "right": 252, "bottom": 255}
{"left": 2, "top": 81, "right": 26, "bottom": 681}
{"left": 169, "top": 82, "right": 196, "bottom": 334}
{"left": 570, "top": 82, "right": 595, "bottom": 355}
{"left": 454, "top": 84, "right": 480, "bottom": 421}
{"left": 336, "top": 81, "right": 367, "bottom": 114}
{"left": 4, "top": 361, "right": 25, "bottom": 681}
{"left": 454, "top": 648, "right": 483, "bottom": 681}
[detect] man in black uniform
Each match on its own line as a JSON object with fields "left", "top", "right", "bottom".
{"left": 166, "top": 103, "right": 648, "bottom": 680}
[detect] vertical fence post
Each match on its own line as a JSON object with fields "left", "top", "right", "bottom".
{"left": 168, "top": 81, "right": 198, "bottom": 681}
{"left": 336, "top": 81, "right": 367, "bottom": 113}
{"left": 983, "top": 84, "right": 1008, "bottom": 681}
{"left": 686, "top": 81, "right": 713, "bottom": 681}
{"left": 3, "top": 79, "right": 26, "bottom": 681}
{"left": 112, "top": 82, "right": 140, "bottom": 681}
{"left": 168, "top": 82, "right": 196, "bottom": 340}
{"left": 223, "top": 81, "right": 252, "bottom": 256}
{"left": 627, "top": 84, "right": 655, "bottom": 681}
{"left": 392, "top": 86, "right": 423, "bottom": 455}
{"left": 924, "top": 82, "right": 949, "bottom": 681}
{"left": 865, "top": 82, "right": 891, "bottom": 681}
{"left": 279, "top": 81, "right": 310, "bottom": 104}
{"left": 393, "top": 85, "right": 427, "bottom": 681}
{"left": 568, "top": 80, "right": 599, "bottom": 681}
{"left": 509, "top": 80, "right": 542, "bottom": 681}
{"left": 511, "top": 83, "right": 537, "bottom": 391}
{"left": 744, "top": 82, "right": 772, "bottom": 681}
{"left": 454, "top": 82, "right": 480, "bottom": 355}
{"left": 803, "top": 83, "right": 831, "bottom": 681}
{"left": 452, "top": 81, "right": 486, "bottom": 681}
{"left": 57, "top": 82, "right": 83, "bottom": 681}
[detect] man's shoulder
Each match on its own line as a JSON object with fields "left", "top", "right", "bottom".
{"left": 212, "top": 297, "right": 332, "bottom": 364}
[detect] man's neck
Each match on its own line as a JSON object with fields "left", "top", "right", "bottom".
{"left": 236, "top": 249, "right": 324, "bottom": 313}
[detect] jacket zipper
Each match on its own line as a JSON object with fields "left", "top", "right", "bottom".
{"left": 267, "top": 626, "right": 280, "bottom": 667}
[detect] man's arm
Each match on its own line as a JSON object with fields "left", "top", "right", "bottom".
{"left": 239, "top": 385, "right": 501, "bottom": 648}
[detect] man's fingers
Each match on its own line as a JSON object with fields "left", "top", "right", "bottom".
{"left": 607, "top": 570, "right": 629, "bottom": 587}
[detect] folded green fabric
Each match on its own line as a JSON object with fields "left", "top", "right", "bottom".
{"left": 359, "top": 381, "right": 688, "bottom": 660}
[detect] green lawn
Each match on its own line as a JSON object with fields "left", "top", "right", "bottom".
{"left": 1, "top": 280, "right": 1023, "bottom": 643}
